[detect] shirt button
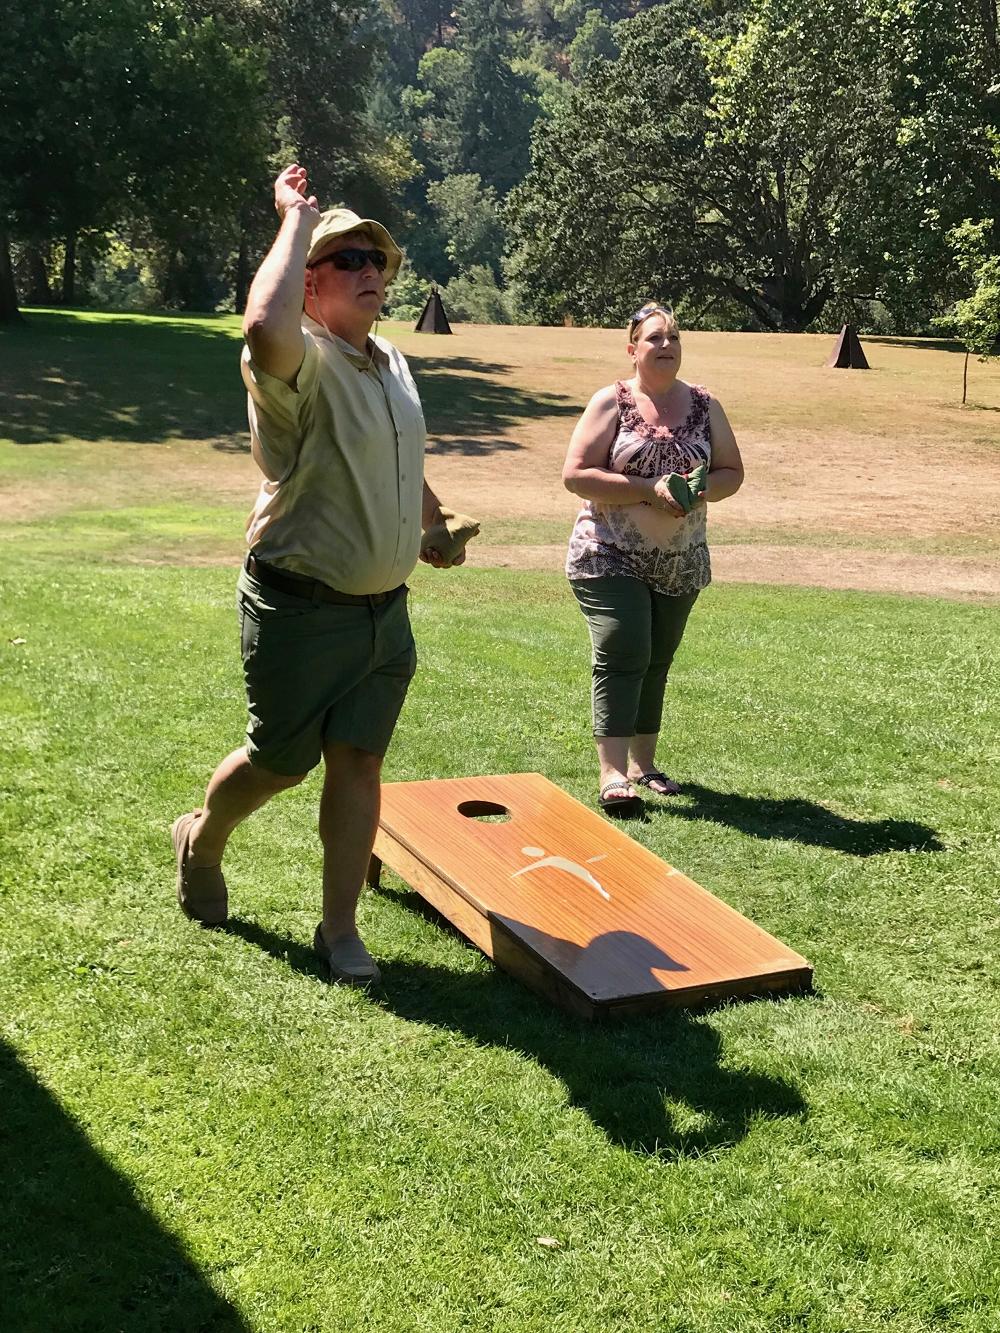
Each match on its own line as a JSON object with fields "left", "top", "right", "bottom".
{"left": 400, "top": 474, "right": 406, "bottom": 481}
{"left": 402, "top": 517, "right": 407, "bottom": 524}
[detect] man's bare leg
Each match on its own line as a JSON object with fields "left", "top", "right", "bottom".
{"left": 187, "top": 747, "right": 306, "bottom": 869}
{"left": 317, "top": 741, "right": 383, "bottom": 945}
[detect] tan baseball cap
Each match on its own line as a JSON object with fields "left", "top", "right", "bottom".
{"left": 307, "top": 208, "right": 404, "bottom": 281}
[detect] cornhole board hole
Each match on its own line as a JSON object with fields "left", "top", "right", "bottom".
{"left": 369, "top": 773, "right": 812, "bottom": 1019}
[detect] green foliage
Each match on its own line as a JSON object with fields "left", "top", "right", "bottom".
{"left": 935, "top": 219, "right": 1000, "bottom": 400}
{"left": 938, "top": 220, "right": 1000, "bottom": 357}
{"left": 507, "top": 0, "right": 1000, "bottom": 331}
{"left": 4, "top": 0, "right": 998, "bottom": 326}
{"left": 0, "top": 2, "right": 268, "bottom": 246}
{"left": 427, "top": 174, "right": 505, "bottom": 276}
{"left": 398, "top": 0, "right": 539, "bottom": 199}
{"left": 452, "top": 0, "right": 539, "bottom": 195}
{"left": 505, "top": 0, "right": 716, "bottom": 327}
{"left": 382, "top": 263, "right": 434, "bottom": 322}
{"left": 441, "top": 264, "right": 513, "bottom": 322}
{"left": 567, "top": 8, "right": 619, "bottom": 81}
{"left": 949, "top": 261, "right": 1000, "bottom": 358}
{"left": 83, "top": 236, "right": 161, "bottom": 312}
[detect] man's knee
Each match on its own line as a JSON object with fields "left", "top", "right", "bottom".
{"left": 322, "top": 741, "right": 383, "bottom": 781}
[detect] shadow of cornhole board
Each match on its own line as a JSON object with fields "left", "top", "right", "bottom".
{"left": 369, "top": 773, "right": 812, "bottom": 1019}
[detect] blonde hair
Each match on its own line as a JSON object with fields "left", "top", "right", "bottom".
{"left": 628, "top": 302, "right": 679, "bottom": 342}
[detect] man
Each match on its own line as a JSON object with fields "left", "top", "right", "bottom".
{"left": 171, "top": 163, "right": 473, "bottom": 986}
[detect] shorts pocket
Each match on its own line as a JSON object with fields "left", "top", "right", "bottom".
{"left": 238, "top": 596, "right": 261, "bottom": 663}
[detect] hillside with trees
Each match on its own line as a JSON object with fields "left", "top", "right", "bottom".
{"left": 2, "top": 0, "right": 998, "bottom": 335}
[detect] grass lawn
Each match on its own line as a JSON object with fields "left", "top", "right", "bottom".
{"left": 1, "top": 311, "right": 999, "bottom": 1331}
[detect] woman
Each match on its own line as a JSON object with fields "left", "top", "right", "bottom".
{"left": 563, "top": 303, "right": 744, "bottom": 816}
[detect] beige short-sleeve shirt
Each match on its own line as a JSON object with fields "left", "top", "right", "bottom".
{"left": 241, "top": 316, "right": 426, "bottom": 595}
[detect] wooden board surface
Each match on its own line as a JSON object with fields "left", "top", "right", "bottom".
{"left": 375, "top": 773, "right": 812, "bottom": 1015}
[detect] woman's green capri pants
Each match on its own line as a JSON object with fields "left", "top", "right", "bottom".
{"left": 570, "top": 575, "right": 698, "bottom": 738}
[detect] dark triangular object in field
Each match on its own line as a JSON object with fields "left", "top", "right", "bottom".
{"left": 826, "top": 323, "right": 869, "bottom": 368}
{"left": 415, "top": 287, "right": 453, "bottom": 334}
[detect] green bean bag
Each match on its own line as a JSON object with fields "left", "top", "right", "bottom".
{"left": 664, "top": 461, "right": 708, "bottom": 514}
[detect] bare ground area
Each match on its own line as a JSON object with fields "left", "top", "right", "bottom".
{"left": 3, "top": 318, "right": 999, "bottom": 600}
{"left": 466, "top": 542, "right": 1000, "bottom": 602}
{"left": 410, "top": 326, "right": 1000, "bottom": 601}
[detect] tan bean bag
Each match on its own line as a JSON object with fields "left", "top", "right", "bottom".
{"left": 420, "top": 506, "right": 480, "bottom": 563}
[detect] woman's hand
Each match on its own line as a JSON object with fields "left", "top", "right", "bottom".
{"left": 652, "top": 475, "right": 690, "bottom": 517}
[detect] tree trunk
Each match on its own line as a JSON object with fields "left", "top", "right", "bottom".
{"left": 235, "top": 203, "right": 251, "bottom": 313}
{"left": 62, "top": 232, "right": 77, "bottom": 305}
{"left": 23, "top": 244, "right": 52, "bottom": 304}
{"left": 0, "top": 228, "right": 22, "bottom": 323}
{"left": 963, "top": 348, "right": 969, "bottom": 405}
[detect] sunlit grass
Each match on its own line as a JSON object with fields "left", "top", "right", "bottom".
{"left": 2, "top": 545, "right": 998, "bottom": 1330}
{"left": 1, "top": 310, "right": 999, "bottom": 1328}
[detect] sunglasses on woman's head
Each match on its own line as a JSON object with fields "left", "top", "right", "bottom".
{"left": 629, "top": 303, "right": 674, "bottom": 332}
{"left": 308, "top": 247, "right": 389, "bottom": 273}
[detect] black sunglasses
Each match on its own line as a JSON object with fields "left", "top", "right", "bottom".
{"left": 309, "top": 247, "right": 388, "bottom": 273}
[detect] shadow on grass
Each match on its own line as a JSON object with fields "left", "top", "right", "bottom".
{"left": 863, "top": 336, "right": 965, "bottom": 354}
{"left": 0, "top": 1039, "right": 248, "bottom": 1332}
{"left": 663, "top": 783, "right": 944, "bottom": 855}
{"left": 226, "top": 916, "right": 806, "bottom": 1159}
{"left": 1, "top": 314, "right": 579, "bottom": 456}
{"left": 408, "top": 351, "right": 579, "bottom": 456}
{"left": 0, "top": 311, "right": 246, "bottom": 447}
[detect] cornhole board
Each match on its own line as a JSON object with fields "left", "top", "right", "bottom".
{"left": 369, "top": 773, "right": 812, "bottom": 1019}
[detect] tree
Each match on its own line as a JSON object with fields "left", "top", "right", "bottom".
{"left": 453, "top": 0, "right": 539, "bottom": 195}
{"left": 506, "top": 0, "right": 999, "bottom": 330}
{"left": 567, "top": 8, "right": 618, "bottom": 81}
{"left": 505, "top": 0, "right": 717, "bottom": 325}
{"left": 938, "top": 221, "right": 1000, "bottom": 403}
{"left": 0, "top": 0, "right": 269, "bottom": 318}
{"left": 873, "top": 0, "right": 1000, "bottom": 326}
{"left": 427, "top": 174, "right": 505, "bottom": 276}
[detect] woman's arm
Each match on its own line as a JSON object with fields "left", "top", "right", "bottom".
{"left": 562, "top": 387, "right": 664, "bottom": 508}
{"left": 701, "top": 397, "right": 744, "bottom": 502}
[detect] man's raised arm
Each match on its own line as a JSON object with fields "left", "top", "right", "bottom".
{"left": 243, "top": 164, "right": 319, "bottom": 386}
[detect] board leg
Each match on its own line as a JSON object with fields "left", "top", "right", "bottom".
{"left": 366, "top": 853, "right": 382, "bottom": 890}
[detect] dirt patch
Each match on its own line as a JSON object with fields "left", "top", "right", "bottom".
{"left": 466, "top": 543, "right": 1000, "bottom": 602}
{"left": 5, "top": 320, "right": 999, "bottom": 599}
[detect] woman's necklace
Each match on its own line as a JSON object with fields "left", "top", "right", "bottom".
{"left": 634, "top": 376, "right": 683, "bottom": 424}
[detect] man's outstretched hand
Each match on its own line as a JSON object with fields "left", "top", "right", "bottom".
{"left": 275, "top": 164, "right": 319, "bottom": 221}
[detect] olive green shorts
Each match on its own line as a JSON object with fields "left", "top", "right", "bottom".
{"left": 236, "top": 567, "right": 417, "bottom": 775}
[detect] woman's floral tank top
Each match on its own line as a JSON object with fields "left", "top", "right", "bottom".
{"left": 565, "top": 379, "right": 712, "bottom": 596}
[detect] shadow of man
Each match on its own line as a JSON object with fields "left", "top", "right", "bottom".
{"left": 227, "top": 911, "right": 807, "bottom": 1160}
{"left": 0, "top": 1039, "right": 249, "bottom": 1331}
{"left": 663, "top": 783, "right": 944, "bottom": 856}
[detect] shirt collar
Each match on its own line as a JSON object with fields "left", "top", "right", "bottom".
{"left": 302, "top": 314, "right": 390, "bottom": 370}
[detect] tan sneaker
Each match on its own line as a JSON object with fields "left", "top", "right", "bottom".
{"left": 313, "top": 924, "right": 381, "bottom": 987}
{"left": 171, "top": 810, "right": 228, "bottom": 926}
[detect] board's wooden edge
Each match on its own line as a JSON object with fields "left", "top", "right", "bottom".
{"left": 489, "top": 914, "right": 813, "bottom": 1013}
{"left": 373, "top": 831, "right": 494, "bottom": 955}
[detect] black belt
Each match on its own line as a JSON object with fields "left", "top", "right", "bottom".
{"left": 245, "top": 552, "right": 403, "bottom": 607}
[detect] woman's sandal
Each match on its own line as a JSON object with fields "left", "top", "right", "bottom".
{"left": 631, "top": 771, "right": 681, "bottom": 797}
{"left": 598, "top": 780, "right": 643, "bottom": 818}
